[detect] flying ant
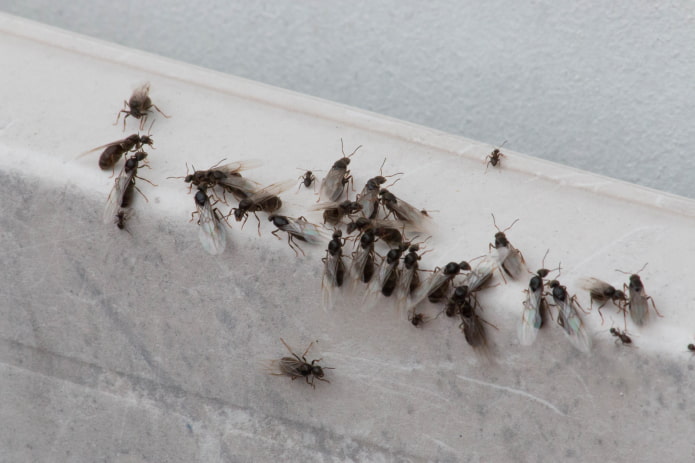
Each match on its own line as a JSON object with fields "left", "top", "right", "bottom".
{"left": 395, "top": 240, "right": 431, "bottom": 311}
{"left": 268, "top": 215, "right": 324, "bottom": 257}
{"left": 80, "top": 132, "right": 154, "bottom": 171}
{"left": 519, "top": 252, "right": 559, "bottom": 346}
{"left": 378, "top": 189, "right": 433, "bottom": 234}
{"left": 490, "top": 214, "right": 526, "bottom": 279}
{"left": 231, "top": 179, "right": 294, "bottom": 232}
{"left": 270, "top": 338, "right": 333, "bottom": 389}
{"left": 548, "top": 280, "right": 591, "bottom": 353}
{"left": 114, "top": 82, "right": 170, "bottom": 130}
{"left": 191, "top": 187, "right": 228, "bottom": 255}
{"left": 409, "top": 261, "right": 469, "bottom": 310}
{"left": 366, "top": 242, "right": 409, "bottom": 302}
{"left": 578, "top": 277, "right": 628, "bottom": 326}
{"left": 346, "top": 217, "right": 405, "bottom": 247}
{"left": 356, "top": 159, "right": 402, "bottom": 219}
{"left": 313, "top": 200, "right": 363, "bottom": 226}
{"left": 322, "top": 230, "right": 347, "bottom": 311}
{"left": 319, "top": 138, "right": 360, "bottom": 202}
{"left": 103, "top": 151, "right": 153, "bottom": 226}
{"left": 350, "top": 229, "right": 378, "bottom": 284}
{"left": 485, "top": 141, "right": 507, "bottom": 172}
{"left": 174, "top": 159, "right": 262, "bottom": 200}
{"left": 616, "top": 264, "right": 662, "bottom": 326}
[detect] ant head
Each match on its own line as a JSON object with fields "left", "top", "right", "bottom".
{"left": 194, "top": 189, "right": 208, "bottom": 207}
{"left": 443, "top": 262, "right": 462, "bottom": 275}
{"left": 494, "top": 231, "right": 509, "bottom": 247}
{"left": 454, "top": 285, "right": 469, "bottom": 299}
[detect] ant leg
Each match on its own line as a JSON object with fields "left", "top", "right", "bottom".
{"left": 287, "top": 235, "right": 302, "bottom": 257}
{"left": 571, "top": 295, "right": 589, "bottom": 314}
{"left": 596, "top": 301, "right": 607, "bottom": 325}
{"left": 280, "top": 338, "right": 296, "bottom": 356}
{"left": 135, "top": 175, "right": 158, "bottom": 187}
{"left": 152, "top": 104, "right": 171, "bottom": 118}
{"left": 271, "top": 229, "right": 282, "bottom": 240}
{"left": 302, "top": 342, "right": 314, "bottom": 358}
{"left": 133, "top": 184, "right": 149, "bottom": 202}
{"left": 648, "top": 296, "right": 663, "bottom": 317}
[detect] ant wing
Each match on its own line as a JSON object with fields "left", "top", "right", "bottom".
{"left": 322, "top": 253, "right": 345, "bottom": 311}
{"left": 246, "top": 179, "right": 295, "bottom": 204}
{"left": 383, "top": 193, "right": 434, "bottom": 233}
{"left": 578, "top": 277, "right": 614, "bottom": 296}
{"left": 196, "top": 200, "right": 226, "bottom": 255}
{"left": 78, "top": 138, "right": 129, "bottom": 159}
{"left": 103, "top": 164, "right": 136, "bottom": 224}
{"left": 281, "top": 217, "right": 326, "bottom": 244}
{"left": 214, "top": 159, "right": 263, "bottom": 175}
{"left": 556, "top": 298, "right": 592, "bottom": 353}
{"left": 519, "top": 288, "right": 545, "bottom": 346}
{"left": 131, "top": 82, "right": 151, "bottom": 100}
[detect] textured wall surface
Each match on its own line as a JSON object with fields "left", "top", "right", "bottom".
{"left": 2, "top": 1, "right": 694, "bottom": 197}
{"left": 2, "top": 15, "right": 695, "bottom": 462}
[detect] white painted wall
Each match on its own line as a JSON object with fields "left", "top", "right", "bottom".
{"left": 2, "top": 0, "right": 694, "bottom": 197}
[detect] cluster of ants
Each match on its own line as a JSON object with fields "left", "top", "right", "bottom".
{"left": 82, "top": 83, "right": 678, "bottom": 389}
{"left": 80, "top": 82, "right": 168, "bottom": 230}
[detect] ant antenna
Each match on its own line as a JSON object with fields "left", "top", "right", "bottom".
{"left": 340, "top": 138, "right": 362, "bottom": 158}
{"left": 491, "top": 213, "right": 519, "bottom": 233}
{"left": 615, "top": 263, "right": 648, "bottom": 275}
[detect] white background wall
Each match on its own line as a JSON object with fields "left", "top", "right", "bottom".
{"left": 2, "top": 0, "right": 694, "bottom": 198}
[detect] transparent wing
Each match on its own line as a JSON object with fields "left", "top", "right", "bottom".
{"left": 501, "top": 245, "right": 527, "bottom": 279}
{"left": 132, "top": 82, "right": 151, "bottom": 100}
{"left": 628, "top": 288, "right": 649, "bottom": 326}
{"left": 310, "top": 201, "right": 343, "bottom": 211}
{"left": 197, "top": 202, "right": 227, "bottom": 255}
{"left": 461, "top": 315, "right": 490, "bottom": 356}
{"left": 217, "top": 175, "right": 261, "bottom": 199}
{"left": 408, "top": 268, "right": 449, "bottom": 311}
{"left": 103, "top": 166, "right": 135, "bottom": 224}
{"left": 246, "top": 179, "right": 295, "bottom": 204}
{"left": 281, "top": 217, "right": 326, "bottom": 244}
{"left": 322, "top": 253, "right": 344, "bottom": 311}
{"left": 277, "top": 357, "right": 304, "bottom": 377}
{"left": 78, "top": 138, "right": 127, "bottom": 159}
{"left": 384, "top": 193, "right": 434, "bottom": 233}
{"left": 215, "top": 159, "right": 263, "bottom": 175}
{"left": 578, "top": 277, "right": 613, "bottom": 299}
{"left": 320, "top": 169, "right": 346, "bottom": 203}
{"left": 357, "top": 188, "right": 379, "bottom": 219}
{"left": 463, "top": 256, "right": 497, "bottom": 292}
{"left": 350, "top": 245, "right": 373, "bottom": 282}
{"left": 557, "top": 299, "right": 592, "bottom": 353}
{"left": 518, "top": 289, "right": 544, "bottom": 346}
